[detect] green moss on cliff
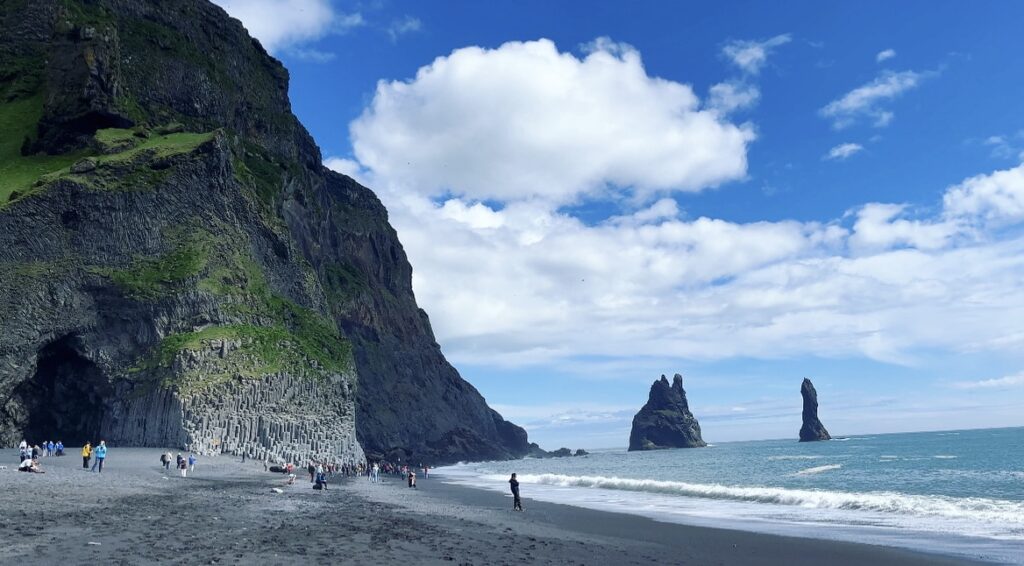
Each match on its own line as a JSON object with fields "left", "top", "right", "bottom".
{"left": 0, "top": 95, "right": 84, "bottom": 204}
{"left": 95, "top": 231, "right": 213, "bottom": 299}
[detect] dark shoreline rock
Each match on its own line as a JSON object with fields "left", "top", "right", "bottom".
{"left": 629, "top": 374, "right": 706, "bottom": 451}
{"left": 799, "top": 378, "right": 831, "bottom": 442}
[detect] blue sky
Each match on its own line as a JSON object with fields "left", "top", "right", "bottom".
{"left": 214, "top": 1, "right": 1024, "bottom": 449}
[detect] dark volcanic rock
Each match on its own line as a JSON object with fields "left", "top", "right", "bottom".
{"left": 0, "top": 0, "right": 528, "bottom": 466}
{"left": 573, "top": 448, "right": 588, "bottom": 457}
{"left": 799, "top": 378, "right": 831, "bottom": 442}
{"left": 629, "top": 374, "right": 706, "bottom": 451}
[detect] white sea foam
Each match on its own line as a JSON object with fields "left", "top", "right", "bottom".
{"left": 483, "top": 472, "right": 1024, "bottom": 525}
{"left": 767, "top": 455, "right": 822, "bottom": 461}
{"left": 796, "top": 464, "right": 842, "bottom": 475}
{"left": 934, "top": 455, "right": 958, "bottom": 459}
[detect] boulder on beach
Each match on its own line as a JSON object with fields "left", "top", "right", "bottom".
{"left": 799, "top": 378, "right": 831, "bottom": 442}
{"left": 628, "top": 374, "right": 706, "bottom": 451}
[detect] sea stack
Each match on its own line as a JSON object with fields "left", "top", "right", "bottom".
{"left": 799, "top": 378, "right": 831, "bottom": 442}
{"left": 628, "top": 374, "right": 706, "bottom": 451}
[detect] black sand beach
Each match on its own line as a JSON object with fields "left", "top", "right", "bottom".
{"left": 0, "top": 448, "right": 986, "bottom": 565}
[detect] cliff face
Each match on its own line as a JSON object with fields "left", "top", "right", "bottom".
{"left": 628, "top": 374, "right": 706, "bottom": 451}
{"left": 0, "top": 0, "right": 528, "bottom": 465}
{"left": 799, "top": 378, "right": 831, "bottom": 442}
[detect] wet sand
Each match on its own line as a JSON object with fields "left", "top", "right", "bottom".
{"left": 0, "top": 448, "right": 987, "bottom": 565}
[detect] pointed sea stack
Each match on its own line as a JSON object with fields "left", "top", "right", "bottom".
{"left": 628, "top": 374, "right": 706, "bottom": 451}
{"left": 799, "top": 378, "right": 831, "bottom": 442}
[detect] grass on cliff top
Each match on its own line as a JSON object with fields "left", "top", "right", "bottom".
{"left": 0, "top": 95, "right": 84, "bottom": 204}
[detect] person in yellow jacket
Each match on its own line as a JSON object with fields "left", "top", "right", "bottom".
{"left": 82, "top": 442, "right": 92, "bottom": 469}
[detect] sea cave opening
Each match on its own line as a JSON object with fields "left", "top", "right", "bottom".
{"left": 17, "top": 336, "right": 113, "bottom": 446}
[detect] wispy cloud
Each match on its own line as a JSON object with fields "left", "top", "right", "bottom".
{"left": 387, "top": 15, "right": 421, "bottom": 41}
{"left": 722, "top": 34, "right": 792, "bottom": 75}
{"left": 824, "top": 142, "right": 864, "bottom": 161}
{"left": 951, "top": 372, "right": 1024, "bottom": 390}
{"left": 820, "top": 70, "right": 929, "bottom": 129}
{"left": 876, "top": 48, "right": 896, "bottom": 63}
{"left": 707, "top": 81, "right": 760, "bottom": 114}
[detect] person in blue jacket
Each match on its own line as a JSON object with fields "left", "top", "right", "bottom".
{"left": 91, "top": 441, "right": 107, "bottom": 473}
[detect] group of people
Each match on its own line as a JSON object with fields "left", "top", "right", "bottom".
{"left": 17, "top": 440, "right": 46, "bottom": 473}
{"left": 367, "top": 460, "right": 430, "bottom": 486}
{"left": 80, "top": 441, "right": 108, "bottom": 472}
{"left": 160, "top": 452, "right": 197, "bottom": 477}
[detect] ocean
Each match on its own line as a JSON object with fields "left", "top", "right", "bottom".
{"left": 436, "top": 427, "right": 1024, "bottom": 564}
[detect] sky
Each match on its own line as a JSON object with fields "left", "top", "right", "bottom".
{"left": 212, "top": 0, "right": 1024, "bottom": 449}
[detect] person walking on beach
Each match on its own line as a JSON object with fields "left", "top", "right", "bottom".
{"left": 308, "top": 462, "right": 316, "bottom": 483}
{"left": 371, "top": 462, "right": 380, "bottom": 483}
{"left": 509, "top": 473, "right": 523, "bottom": 511}
{"left": 188, "top": 453, "right": 197, "bottom": 474}
{"left": 82, "top": 442, "right": 91, "bottom": 469}
{"left": 91, "top": 441, "right": 107, "bottom": 473}
{"left": 408, "top": 469, "right": 417, "bottom": 489}
{"left": 179, "top": 456, "right": 187, "bottom": 477}
{"left": 160, "top": 452, "right": 170, "bottom": 470}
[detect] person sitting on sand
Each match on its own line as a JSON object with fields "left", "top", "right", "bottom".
{"left": 509, "top": 473, "right": 523, "bottom": 511}
{"left": 82, "top": 442, "right": 91, "bottom": 469}
{"left": 19, "top": 457, "right": 44, "bottom": 473}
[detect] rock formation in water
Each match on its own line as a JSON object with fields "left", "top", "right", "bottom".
{"left": 628, "top": 374, "right": 706, "bottom": 451}
{"left": 799, "top": 378, "right": 831, "bottom": 442}
{"left": 0, "top": 0, "right": 529, "bottom": 465}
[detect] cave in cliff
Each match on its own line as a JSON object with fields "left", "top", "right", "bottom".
{"left": 15, "top": 336, "right": 113, "bottom": 445}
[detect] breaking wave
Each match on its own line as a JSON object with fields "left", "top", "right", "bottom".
{"left": 796, "top": 464, "right": 842, "bottom": 475}
{"left": 767, "top": 455, "right": 822, "bottom": 461}
{"left": 490, "top": 473, "right": 1024, "bottom": 524}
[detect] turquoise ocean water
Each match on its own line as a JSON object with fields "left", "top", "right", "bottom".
{"left": 438, "top": 427, "right": 1024, "bottom": 564}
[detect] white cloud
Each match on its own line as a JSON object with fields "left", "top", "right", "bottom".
{"left": 722, "top": 34, "right": 792, "bottom": 74}
{"left": 336, "top": 38, "right": 1024, "bottom": 371}
{"left": 387, "top": 15, "right": 421, "bottom": 41}
{"left": 951, "top": 372, "right": 1024, "bottom": 390}
{"left": 820, "top": 70, "right": 927, "bottom": 129}
{"left": 942, "top": 162, "right": 1024, "bottom": 225}
{"left": 213, "top": 0, "right": 363, "bottom": 54}
{"left": 350, "top": 38, "right": 754, "bottom": 204}
{"left": 849, "top": 203, "right": 957, "bottom": 253}
{"left": 824, "top": 142, "right": 864, "bottom": 161}
{"left": 707, "top": 81, "right": 760, "bottom": 114}
{"left": 876, "top": 49, "right": 896, "bottom": 63}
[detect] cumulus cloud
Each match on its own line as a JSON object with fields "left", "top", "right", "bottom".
{"left": 820, "top": 70, "right": 927, "bottom": 129}
{"left": 722, "top": 34, "right": 792, "bottom": 74}
{"left": 824, "top": 142, "right": 864, "bottom": 161}
{"left": 350, "top": 39, "right": 754, "bottom": 204}
{"left": 942, "top": 162, "right": 1024, "bottom": 225}
{"left": 213, "top": 0, "right": 362, "bottom": 54}
{"left": 336, "top": 38, "right": 1024, "bottom": 371}
{"left": 876, "top": 49, "right": 896, "bottom": 63}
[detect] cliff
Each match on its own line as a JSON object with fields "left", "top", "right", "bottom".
{"left": 628, "top": 374, "right": 706, "bottom": 451}
{"left": 799, "top": 378, "right": 831, "bottom": 442}
{"left": 0, "top": 0, "right": 528, "bottom": 465}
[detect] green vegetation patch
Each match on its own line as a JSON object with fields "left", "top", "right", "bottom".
{"left": 0, "top": 95, "right": 85, "bottom": 205}
{"left": 95, "top": 230, "right": 213, "bottom": 300}
{"left": 232, "top": 141, "right": 285, "bottom": 210}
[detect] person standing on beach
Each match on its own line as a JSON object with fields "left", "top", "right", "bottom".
{"left": 179, "top": 456, "right": 187, "bottom": 477}
{"left": 188, "top": 453, "right": 197, "bottom": 474}
{"left": 82, "top": 442, "right": 91, "bottom": 469}
{"left": 509, "top": 473, "right": 523, "bottom": 511}
{"left": 91, "top": 441, "right": 106, "bottom": 473}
